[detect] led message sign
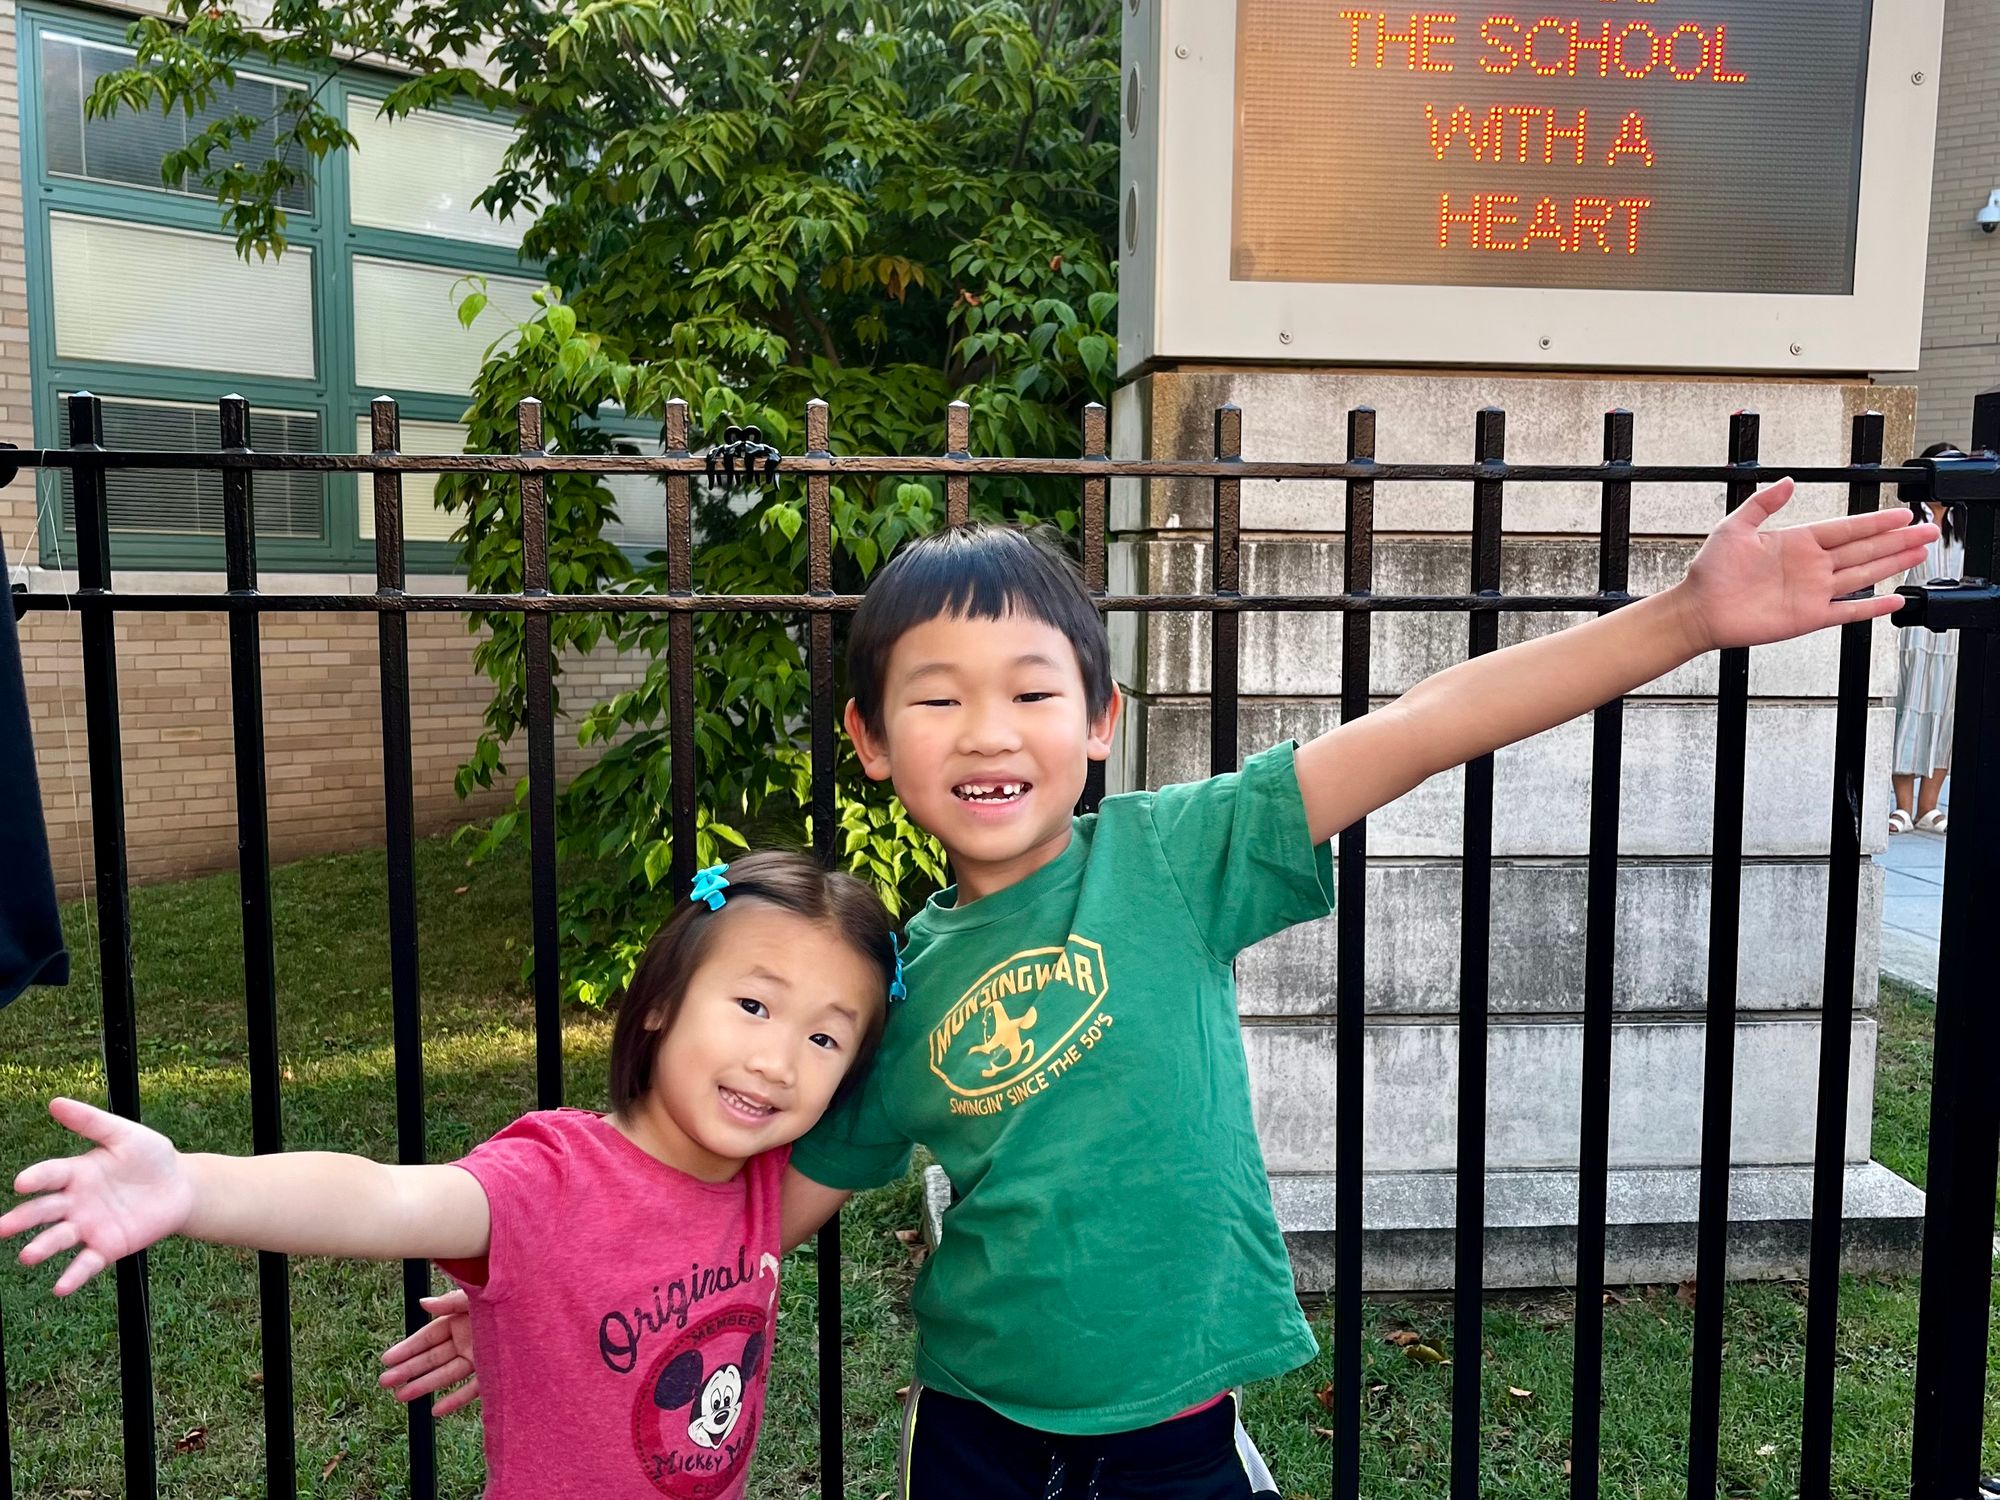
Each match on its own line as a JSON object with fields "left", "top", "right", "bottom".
{"left": 1232, "top": 1, "right": 1872, "bottom": 294}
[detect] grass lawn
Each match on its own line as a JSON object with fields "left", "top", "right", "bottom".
{"left": 0, "top": 840, "right": 1994, "bottom": 1498}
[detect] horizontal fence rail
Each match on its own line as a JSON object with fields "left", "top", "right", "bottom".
{"left": 5, "top": 389, "right": 1997, "bottom": 1500}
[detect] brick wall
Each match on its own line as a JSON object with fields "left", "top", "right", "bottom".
{"left": 1880, "top": 0, "right": 2000, "bottom": 446}
{"left": 21, "top": 600, "right": 650, "bottom": 898}
{"left": 0, "top": 1, "right": 653, "bottom": 899}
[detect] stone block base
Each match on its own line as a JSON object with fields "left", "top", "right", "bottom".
{"left": 920, "top": 1163, "right": 1925, "bottom": 1292}
{"left": 1273, "top": 1163, "right": 1925, "bottom": 1292}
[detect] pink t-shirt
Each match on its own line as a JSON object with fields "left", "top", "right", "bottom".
{"left": 438, "top": 1109, "right": 786, "bottom": 1500}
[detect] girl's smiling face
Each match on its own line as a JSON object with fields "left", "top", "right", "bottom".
{"left": 620, "top": 903, "right": 883, "bottom": 1181}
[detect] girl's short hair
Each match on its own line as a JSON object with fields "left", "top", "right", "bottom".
{"left": 846, "top": 522, "right": 1112, "bottom": 734}
{"left": 607, "top": 850, "right": 897, "bottom": 1114}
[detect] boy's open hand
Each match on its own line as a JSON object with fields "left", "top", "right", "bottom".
{"left": 380, "top": 1288, "right": 480, "bottom": 1415}
{"left": 0, "top": 1098, "right": 193, "bottom": 1296}
{"left": 1680, "top": 478, "right": 1939, "bottom": 652}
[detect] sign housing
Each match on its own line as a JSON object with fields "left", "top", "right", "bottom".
{"left": 1118, "top": 1, "right": 1943, "bottom": 375}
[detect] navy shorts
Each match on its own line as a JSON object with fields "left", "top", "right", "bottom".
{"left": 898, "top": 1383, "right": 1279, "bottom": 1500}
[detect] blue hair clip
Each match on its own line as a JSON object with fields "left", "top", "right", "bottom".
{"left": 888, "top": 931, "right": 908, "bottom": 1003}
{"left": 691, "top": 863, "right": 732, "bottom": 911}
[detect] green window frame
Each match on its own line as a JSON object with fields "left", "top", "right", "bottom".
{"left": 19, "top": 2, "right": 588, "bottom": 574}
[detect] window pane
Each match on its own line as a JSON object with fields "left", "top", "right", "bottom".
{"left": 39, "top": 33, "right": 312, "bottom": 211}
{"left": 52, "top": 215, "right": 315, "bottom": 379}
{"left": 347, "top": 97, "right": 521, "bottom": 246}
{"left": 355, "top": 416, "right": 467, "bottom": 544}
{"left": 601, "top": 437, "right": 671, "bottom": 555}
{"left": 56, "top": 395, "right": 323, "bottom": 539}
{"left": 352, "top": 258, "right": 540, "bottom": 393}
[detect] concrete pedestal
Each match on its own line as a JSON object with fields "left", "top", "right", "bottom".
{"left": 1099, "top": 366, "right": 1925, "bottom": 1292}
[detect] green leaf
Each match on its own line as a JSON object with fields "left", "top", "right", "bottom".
{"left": 643, "top": 839, "right": 673, "bottom": 889}
{"left": 1076, "top": 333, "right": 1111, "bottom": 379}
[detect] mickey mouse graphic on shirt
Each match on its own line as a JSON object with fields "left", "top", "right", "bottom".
{"left": 631, "top": 1252, "right": 781, "bottom": 1498}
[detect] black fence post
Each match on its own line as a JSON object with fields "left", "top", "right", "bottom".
{"left": 370, "top": 395, "right": 436, "bottom": 1500}
{"left": 1798, "top": 410, "right": 1884, "bottom": 1498}
{"left": 518, "top": 398, "right": 563, "bottom": 1109}
{"left": 1570, "top": 407, "right": 1634, "bottom": 1500}
{"left": 71, "top": 390, "right": 159, "bottom": 1500}
{"left": 1688, "top": 410, "right": 1760, "bottom": 1500}
{"left": 945, "top": 401, "right": 971, "bottom": 527}
{"left": 1333, "top": 406, "right": 1377, "bottom": 1500}
{"left": 220, "top": 394, "right": 296, "bottom": 1499}
{"left": 664, "top": 400, "right": 697, "bottom": 902}
{"left": 1080, "top": 402, "right": 1108, "bottom": 815}
{"left": 803, "top": 397, "right": 846, "bottom": 1500}
{"left": 1451, "top": 407, "right": 1504, "bottom": 1500}
{"left": 1909, "top": 390, "right": 2000, "bottom": 1500}
{"left": 1211, "top": 405, "right": 1242, "bottom": 777}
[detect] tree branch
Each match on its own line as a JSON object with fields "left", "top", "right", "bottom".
{"left": 798, "top": 297, "right": 843, "bottom": 366}
{"left": 786, "top": 25, "right": 826, "bottom": 108}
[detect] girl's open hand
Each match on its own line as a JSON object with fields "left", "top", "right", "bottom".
{"left": 1680, "top": 478, "right": 1940, "bottom": 651}
{"left": 0, "top": 1098, "right": 194, "bottom": 1296}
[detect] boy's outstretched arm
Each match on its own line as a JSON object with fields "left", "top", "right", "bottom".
{"left": 781, "top": 1166, "right": 852, "bottom": 1255}
{"left": 1294, "top": 479, "right": 1937, "bottom": 845}
{"left": 1, "top": 1097, "right": 490, "bottom": 1295}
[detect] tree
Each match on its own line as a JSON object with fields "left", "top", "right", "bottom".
{"left": 94, "top": 0, "right": 1121, "bottom": 1003}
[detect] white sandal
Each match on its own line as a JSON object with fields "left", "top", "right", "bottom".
{"left": 1889, "top": 808, "right": 1915, "bottom": 834}
{"left": 1916, "top": 808, "right": 1949, "bottom": 834}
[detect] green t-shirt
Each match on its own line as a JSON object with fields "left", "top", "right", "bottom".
{"left": 790, "top": 741, "right": 1334, "bottom": 1435}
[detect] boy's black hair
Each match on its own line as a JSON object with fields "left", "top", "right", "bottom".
{"left": 846, "top": 522, "right": 1113, "bottom": 732}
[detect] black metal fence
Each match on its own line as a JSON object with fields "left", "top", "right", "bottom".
{"left": 8, "top": 386, "right": 2000, "bottom": 1500}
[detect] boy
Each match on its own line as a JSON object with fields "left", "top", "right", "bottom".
{"left": 388, "top": 480, "right": 1933, "bottom": 1497}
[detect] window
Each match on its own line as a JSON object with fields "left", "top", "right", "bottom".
{"left": 57, "top": 395, "right": 323, "bottom": 539}
{"left": 51, "top": 215, "right": 316, "bottom": 379}
{"left": 347, "top": 97, "right": 521, "bottom": 246}
{"left": 355, "top": 415, "right": 468, "bottom": 543}
{"left": 25, "top": 5, "right": 546, "bottom": 572}
{"left": 352, "top": 258, "right": 541, "bottom": 393}
{"left": 601, "top": 438, "right": 672, "bottom": 555}
{"left": 40, "top": 31, "right": 314, "bottom": 210}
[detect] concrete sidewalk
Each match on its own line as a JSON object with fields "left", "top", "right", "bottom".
{"left": 1876, "top": 784, "right": 1950, "bottom": 993}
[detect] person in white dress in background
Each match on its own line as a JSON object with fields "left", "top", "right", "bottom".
{"left": 1890, "top": 443, "right": 1968, "bottom": 835}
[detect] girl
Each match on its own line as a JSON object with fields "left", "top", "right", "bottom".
{"left": 2, "top": 850, "right": 899, "bottom": 1500}
{"left": 1890, "top": 443, "right": 1968, "bottom": 835}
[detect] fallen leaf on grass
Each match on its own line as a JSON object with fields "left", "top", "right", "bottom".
{"left": 894, "top": 1229, "right": 922, "bottom": 1245}
{"left": 895, "top": 1386, "right": 911, "bottom": 1400}
{"left": 1507, "top": 1386, "right": 1534, "bottom": 1400}
{"left": 1311, "top": 1425, "right": 1335, "bottom": 1440}
{"left": 1384, "top": 1329, "right": 1423, "bottom": 1348}
{"left": 173, "top": 1428, "right": 207, "bottom": 1455}
{"left": 1563, "top": 1459, "right": 1573, "bottom": 1477}
{"left": 1676, "top": 1279, "right": 1698, "bottom": 1309}
{"left": 1404, "top": 1342, "right": 1448, "bottom": 1365}
{"left": 322, "top": 1453, "right": 343, "bottom": 1480}
{"left": 1757, "top": 1443, "right": 1778, "bottom": 1457}
{"left": 1314, "top": 1381, "right": 1335, "bottom": 1412}
{"left": 453, "top": 885, "right": 470, "bottom": 895}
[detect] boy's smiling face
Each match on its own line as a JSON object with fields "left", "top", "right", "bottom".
{"left": 846, "top": 609, "right": 1119, "bottom": 902}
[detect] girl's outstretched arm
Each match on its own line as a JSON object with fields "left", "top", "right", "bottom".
{"left": 1294, "top": 479, "right": 1939, "bottom": 846}
{"left": 2, "top": 1097, "right": 491, "bottom": 1295}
